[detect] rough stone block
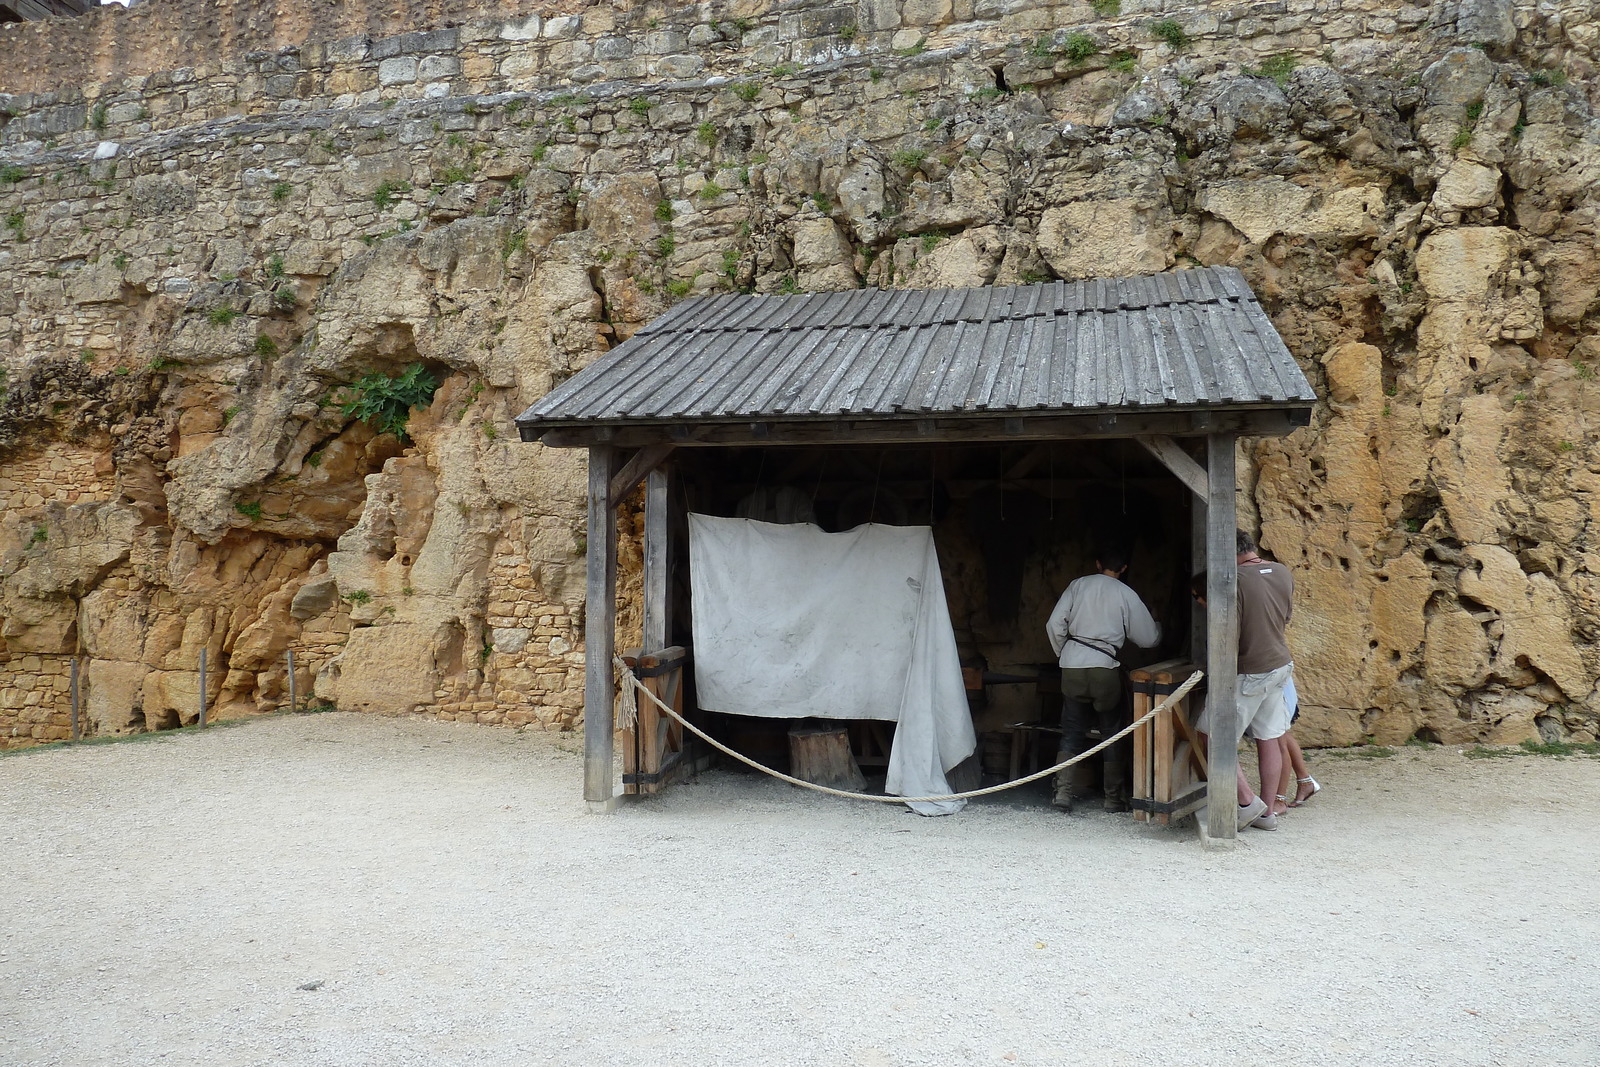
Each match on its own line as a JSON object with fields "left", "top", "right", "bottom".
{"left": 378, "top": 58, "right": 419, "bottom": 86}
{"left": 499, "top": 16, "right": 542, "bottom": 41}
{"left": 418, "top": 55, "right": 461, "bottom": 81}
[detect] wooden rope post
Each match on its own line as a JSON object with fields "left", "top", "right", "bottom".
{"left": 198, "top": 647, "right": 208, "bottom": 728}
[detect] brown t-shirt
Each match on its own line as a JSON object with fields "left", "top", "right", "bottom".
{"left": 1237, "top": 561, "right": 1293, "bottom": 675}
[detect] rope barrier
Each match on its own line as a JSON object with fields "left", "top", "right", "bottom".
{"left": 613, "top": 656, "right": 1204, "bottom": 806}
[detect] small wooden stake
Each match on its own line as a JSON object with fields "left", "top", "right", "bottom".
{"left": 198, "top": 648, "right": 208, "bottom": 728}
{"left": 287, "top": 649, "right": 297, "bottom": 713}
{"left": 69, "top": 657, "right": 80, "bottom": 740}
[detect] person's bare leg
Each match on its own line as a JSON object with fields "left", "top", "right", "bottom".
{"left": 1285, "top": 731, "right": 1319, "bottom": 804}
{"left": 1257, "top": 737, "right": 1285, "bottom": 815}
{"left": 1199, "top": 730, "right": 1256, "bottom": 805}
{"left": 1277, "top": 735, "right": 1294, "bottom": 804}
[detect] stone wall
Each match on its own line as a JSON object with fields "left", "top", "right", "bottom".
{"left": 3, "top": 0, "right": 1600, "bottom": 748}
{"left": 0, "top": 651, "right": 75, "bottom": 744}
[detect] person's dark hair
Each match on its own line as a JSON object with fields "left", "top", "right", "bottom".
{"left": 1190, "top": 571, "right": 1206, "bottom": 597}
{"left": 1096, "top": 546, "right": 1130, "bottom": 573}
{"left": 1236, "top": 528, "right": 1256, "bottom": 555}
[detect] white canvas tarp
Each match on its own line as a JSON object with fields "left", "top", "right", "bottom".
{"left": 688, "top": 514, "right": 977, "bottom": 814}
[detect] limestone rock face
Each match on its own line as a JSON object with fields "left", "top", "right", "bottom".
{"left": 4, "top": 0, "right": 1600, "bottom": 747}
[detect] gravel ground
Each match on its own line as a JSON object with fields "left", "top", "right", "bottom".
{"left": 1, "top": 711, "right": 1596, "bottom": 1067}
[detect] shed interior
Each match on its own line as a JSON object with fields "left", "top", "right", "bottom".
{"left": 640, "top": 438, "right": 1201, "bottom": 787}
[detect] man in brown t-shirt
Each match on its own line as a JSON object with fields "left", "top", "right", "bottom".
{"left": 1194, "top": 529, "right": 1296, "bottom": 830}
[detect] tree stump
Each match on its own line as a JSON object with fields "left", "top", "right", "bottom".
{"left": 788, "top": 724, "right": 866, "bottom": 791}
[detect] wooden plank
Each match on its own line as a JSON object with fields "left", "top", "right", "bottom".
{"left": 619, "top": 647, "right": 642, "bottom": 795}
{"left": 642, "top": 465, "right": 670, "bottom": 653}
{"left": 1153, "top": 702, "right": 1175, "bottom": 826}
{"left": 531, "top": 407, "right": 1312, "bottom": 449}
{"left": 1203, "top": 433, "right": 1240, "bottom": 842}
{"left": 1172, "top": 705, "right": 1210, "bottom": 778}
{"left": 1131, "top": 684, "right": 1151, "bottom": 824}
{"left": 610, "top": 443, "right": 676, "bottom": 501}
{"left": 584, "top": 445, "right": 619, "bottom": 806}
{"left": 1135, "top": 434, "right": 1209, "bottom": 499}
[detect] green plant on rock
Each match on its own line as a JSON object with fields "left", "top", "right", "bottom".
{"left": 731, "top": 81, "right": 761, "bottom": 103}
{"left": 371, "top": 180, "right": 410, "bottom": 209}
{"left": 1151, "top": 19, "right": 1187, "bottom": 50}
{"left": 811, "top": 191, "right": 833, "bottom": 214}
{"left": 29, "top": 526, "right": 47, "bottom": 546}
{"left": 336, "top": 363, "right": 441, "bottom": 442}
{"left": 1108, "top": 51, "right": 1137, "bottom": 74}
{"left": 265, "top": 254, "right": 286, "bottom": 279}
{"left": 4, "top": 211, "right": 24, "bottom": 239}
{"left": 891, "top": 148, "right": 928, "bottom": 170}
{"left": 1246, "top": 53, "right": 1298, "bottom": 85}
{"left": 700, "top": 181, "right": 725, "bottom": 200}
{"left": 208, "top": 307, "right": 241, "bottom": 326}
{"left": 654, "top": 199, "right": 675, "bottom": 222}
{"left": 90, "top": 103, "right": 107, "bottom": 131}
{"left": 271, "top": 181, "right": 292, "bottom": 202}
{"left": 254, "top": 334, "right": 280, "bottom": 359}
{"left": 1091, "top": 0, "right": 1120, "bottom": 15}
{"left": 1, "top": 164, "right": 27, "bottom": 184}
{"left": 777, "top": 275, "right": 802, "bottom": 295}
{"left": 273, "top": 287, "right": 298, "bottom": 310}
{"left": 654, "top": 234, "right": 676, "bottom": 258}
{"left": 1061, "top": 33, "right": 1099, "bottom": 64}
{"left": 235, "top": 500, "right": 263, "bottom": 521}
{"left": 342, "top": 589, "right": 373, "bottom": 605}
{"left": 697, "top": 121, "right": 717, "bottom": 147}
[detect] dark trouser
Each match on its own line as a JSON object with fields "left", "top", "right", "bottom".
{"left": 1057, "top": 666, "right": 1131, "bottom": 805}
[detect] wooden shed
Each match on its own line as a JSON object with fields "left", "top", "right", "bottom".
{"left": 515, "top": 266, "right": 1316, "bottom": 842}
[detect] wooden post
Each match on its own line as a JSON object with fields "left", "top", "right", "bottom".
{"left": 1131, "top": 683, "right": 1151, "bottom": 824}
{"left": 69, "top": 657, "right": 80, "bottom": 740}
{"left": 584, "top": 445, "right": 619, "bottom": 808}
{"left": 198, "top": 647, "right": 208, "bottom": 728}
{"left": 1203, "top": 434, "right": 1240, "bottom": 843}
{"left": 287, "top": 649, "right": 297, "bottom": 712}
{"left": 1191, "top": 489, "right": 1207, "bottom": 661}
{"left": 643, "top": 466, "right": 670, "bottom": 653}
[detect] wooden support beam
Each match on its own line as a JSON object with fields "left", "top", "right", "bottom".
{"left": 1136, "top": 434, "right": 1209, "bottom": 499}
{"left": 642, "top": 466, "right": 670, "bottom": 653}
{"left": 529, "top": 407, "right": 1313, "bottom": 450}
{"left": 609, "top": 443, "right": 676, "bottom": 501}
{"left": 1203, "top": 434, "right": 1240, "bottom": 844}
{"left": 584, "top": 445, "right": 619, "bottom": 808}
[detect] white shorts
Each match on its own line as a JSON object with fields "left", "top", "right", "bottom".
{"left": 1193, "top": 663, "right": 1295, "bottom": 742}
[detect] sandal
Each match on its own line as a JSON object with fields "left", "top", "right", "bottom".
{"left": 1289, "top": 776, "right": 1321, "bottom": 807}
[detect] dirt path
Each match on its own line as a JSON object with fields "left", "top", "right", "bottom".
{"left": 2, "top": 712, "right": 1596, "bottom": 1067}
